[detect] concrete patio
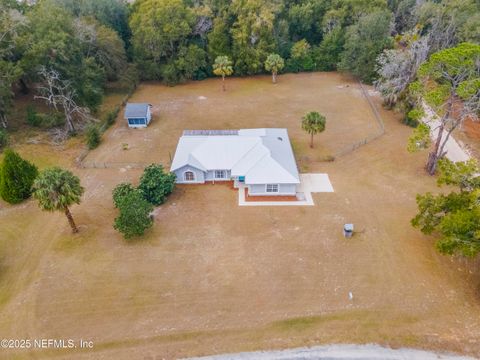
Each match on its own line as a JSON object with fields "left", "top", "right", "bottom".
{"left": 238, "top": 173, "right": 334, "bottom": 206}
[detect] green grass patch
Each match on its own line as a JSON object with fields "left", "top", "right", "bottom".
{"left": 271, "top": 310, "right": 370, "bottom": 331}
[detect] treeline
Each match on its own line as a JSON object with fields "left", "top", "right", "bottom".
{"left": 0, "top": 0, "right": 133, "bottom": 136}
{"left": 0, "top": 0, "right": 479, "bottom": 138}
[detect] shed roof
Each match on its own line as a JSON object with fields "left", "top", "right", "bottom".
{"left": 171, "top": 128, "right": 300, "bottom": 184}
{"left": 124, "top": 103, "right": 150, "bottom": 118}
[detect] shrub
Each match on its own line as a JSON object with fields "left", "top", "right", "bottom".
{"left": 114, "top": 190, "right": 153, "bottom": 240}
{"left": 26, "top": 109, "right": 65, "bottom": 129}
{"left": 138, "top": 164, "right": 176, "bottom": 206}
{"left": 404, "top": 107, "right": 425, "bottom": 127}
{"left": 0, "top": 149, "right": 38, "bottom": 204}
{"left": 104, "top": 106, "right": 120, "bottom": 128}
{"left": 0, "top": 129, "right": 8, "bottom": 150}
{"left": 86, "top": 125, "right": 101, "bottom": 149}
{"left": 41, "top": 112, "right": 65, "bottom": 128}
{"left": 26, "top": 106, "right": 41, "bottom": 127}
{"left": 112, "top": 182, "right": 137, "bottom": 208}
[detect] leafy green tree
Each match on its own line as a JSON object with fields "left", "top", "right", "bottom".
{"left": 0, "top": 129, "right": 8, "bottom": 149}
{"left": 51, "top": 0, "right": 131, "bottom": 46}
{"left": 0, "top": 4, "right": 26, "bottom": 127}
{"left": 302, "top": 111, "right": 326, "bottom": 148}
{"left": 114, "top": 190, "right": 153, "bottom": 240}
{"left": 230, "top": 0, "right": 278, "bottom": 75}
{"left": 207, "top": 16, "right": 232, "bottom": 61}
{"left": 32, "top": 167, "right": 84, "bottom": 233}
{"left": 129, "top": 0, "right": 194, "bottom": 81}
{"left": 264, "top": 54, "right": 284, "bottom": 83}
{"left": 213, "top": 55, "right": 233, "bottom": 91}
{"left": 322, "top": 0, "right": 388, "bottom": 29}
{"left": 86, "top": 125, "right": 101, "bottom": 150}
{"left": 74, "top": 18, "right": 128, "bottom": 82}
{"left": 288, "top": 39, "right": 314, "bottom": 72}
{"left": 138, "top": 164, "right": 176, "bottom": 206}
{"left": 314, "top": 27, "right": 345, "bottom": 71}
{"left": 112, "top": 182, "right": 137, "bottom": 208}
{"left": 173, "top": 44, "right": 208, "bottom": 83}
{"left": 407, "top": 122, "right": 431, "bottom": 153}
{"left": 338, "top": 10, "right": 393, "bottom": 83}
{"left": 412, "top": 158, "right": 480, "bottom": 257}
{"left": 410, "top": 43, "right": 480, "bottom": 175}
{"left": 21, "top": 2, "right": 105, "bottom": 110}
{"left": 391, "top": 0, "right": 417, "bottom": 34}
{"left": 286, "top": 0, "right": 328, "bottom": 44}
{"left": 417, "top": 0, "right": 480, "bottom": 52}
{"left": 0, "top": 149, "right": 38, "bottom": 204}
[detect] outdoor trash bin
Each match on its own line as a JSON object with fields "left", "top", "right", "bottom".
{"left": 344, "top": 224, "right": 354, "bottom": 238}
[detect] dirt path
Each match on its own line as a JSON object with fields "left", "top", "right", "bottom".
{"left": 421, "top": 102, "right": 471, "bottom": 162}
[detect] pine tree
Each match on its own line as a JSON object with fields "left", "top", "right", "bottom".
{"left": 0, "top": 149, "right": 38, "bottom": 204}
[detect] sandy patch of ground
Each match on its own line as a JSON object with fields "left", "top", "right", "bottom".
{"left": 0, "top": 73, "right": 479, "bottom": 360}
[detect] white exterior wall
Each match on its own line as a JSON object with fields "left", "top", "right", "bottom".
{"left": 146, "top": 106, "right": 152, "bottom": 125}
{"left": 248, "top": 183, "right": 297, "bottom": 196}
{"left": 127, "top": 106, "right": 152, "bottom": 128}
{"left": 174, "top": 165, "right": 205, "bottom": 184}
{"left": 205, "top": 170, "right": 232, "bottom": 181}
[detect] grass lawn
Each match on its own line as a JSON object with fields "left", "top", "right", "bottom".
{"left": 0, "top": 73, "right": 480, "bottom": 359}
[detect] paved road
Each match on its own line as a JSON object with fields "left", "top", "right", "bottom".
{"left": 185, "top": 344, "right": 477, "bottom": 360}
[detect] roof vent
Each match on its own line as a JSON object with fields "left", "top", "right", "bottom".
{"left": 277, "top": 137, "right": 283, "bottom": 141}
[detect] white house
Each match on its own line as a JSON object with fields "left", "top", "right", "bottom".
{"left": 124, "top": 103, "right": 152, "bottom": 128}
{"left": 170, "top": 129, "right": 300, "bottom": 196}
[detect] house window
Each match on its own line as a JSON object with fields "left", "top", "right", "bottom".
{"left": 128, "top": 118, "right": 146, "bottom": 125}
{"left": 215, "top": 170, "right": 226, "bottom": 179}
{"left": 184, "top": 171, "right": 195, "bottom": 181}
{"left": 266, "top": 184, "right": 279, "bottom": 193}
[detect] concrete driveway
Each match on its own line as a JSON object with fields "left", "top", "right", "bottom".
{"left": 299, "top": 173, "right": 335, "bottom": 193}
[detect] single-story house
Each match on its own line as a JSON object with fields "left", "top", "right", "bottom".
{"left": 124, "top": 103, "right": 152, "bottom": 128}
{"left": 170, "top": 128, "right": 300, "bottom": 196}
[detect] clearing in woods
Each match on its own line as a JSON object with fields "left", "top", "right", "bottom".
{"left": 0, "top": 73, "right": 479, "bottom": 359}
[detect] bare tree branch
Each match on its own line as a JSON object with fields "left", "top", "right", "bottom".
{"left": 34, "top": 67, "right": 95, "bottom": 137}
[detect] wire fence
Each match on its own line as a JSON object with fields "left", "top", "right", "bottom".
{"left": 77, "top": 80, "right": 385, "bottom": 168}
{"left": 330, "top": 81, "right": 386, "bottom": 159}
{"left": 79, "top": 161, "right": 150, "bottom": 169}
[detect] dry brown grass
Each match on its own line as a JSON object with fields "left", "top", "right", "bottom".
{"left": 0, "top": 73, "right": 480, "bottom": 360}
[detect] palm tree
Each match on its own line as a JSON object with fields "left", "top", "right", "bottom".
{"left": 33, "top": 167, "right": 85, "bottom": 233}
{"left": 302, "top": 111, "right": 326, "bottom": 148}
{"left": 264, "top": 54, "right": 285, "bottom": 84}
{"left": 213, "top": 55, "right": 233, "bottom": 91}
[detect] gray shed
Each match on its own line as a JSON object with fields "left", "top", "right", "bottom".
{"left": 124, "top": 103, "right": 152, "bottom": 128}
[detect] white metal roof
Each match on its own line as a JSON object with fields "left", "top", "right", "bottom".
{"left": 124, "top": 103, "right": 150, "bottom": 118}
{"left": 170, "top": 128, "right": 300, "bottom": 184}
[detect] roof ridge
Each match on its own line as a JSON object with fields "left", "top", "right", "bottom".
{"left": 246, "top": 156, "right": 300, "bottom": 184}
{"left": 230, "top": 140, "right": 268, "bottom": 170}
{"left": 261, "top": 137, "right": 300, "bottom": 181}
